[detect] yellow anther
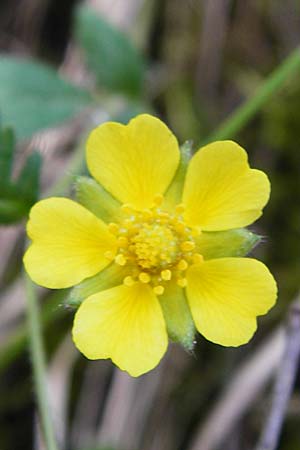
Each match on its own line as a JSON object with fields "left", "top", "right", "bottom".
{"left": 191, "top": 227, "right": 201, "bottom": 237}
{"left": 123, "top": 276, "right": 135, "bottom": 287}
{"left": 118, "top": 236, "right": 128, "bottom": 248}
{"left": 115, "top": 254, "right": 127, "bottom": 266}
{"left": 181, "top": 240, "right": 195, "bottom": 252}
{"left": 174, "top": 222, "right": 186, "bottom": 233}
{"left": 108, "top": 223, "right": 119, "bottom": 234}
{"left": 177, "top": 277, "right": 187, "bottom": 288}
{"left": 142, "top": 209, "right": 153, "bottom": 220}
{"left": 121, "top": 203, "right": 133, "bottom": 214}
{"left": 161, "top": 269, "right": 172, "bottom": 281}
{"left": 154, "top": 194, "right": 164, "bottom": 206}
{"left": 153, "top": 285, "right": 165, "bottom": 295}
{"left": 193, "top": 253, "right": 203, "bottom": 264}
{"left": 104, "top": 251, "right": 114, "bottom": 260}
{"left": 177, "top": 259, "right": 188, "bottom": 271}
{"left": 139, "top": 272, "right": 151, "bottom": 283}
{"left": 175, "top": 203, "right": 185, "bottom": 214}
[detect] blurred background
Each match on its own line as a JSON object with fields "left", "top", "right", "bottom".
{"left": 0, "top": 1, "right": 300, "bottom": 449}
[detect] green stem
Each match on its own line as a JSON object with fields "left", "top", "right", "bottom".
{"left": 23, "top": 141, "right": 88, "bottom": 449}
{"left": 25, "top": 275, "right": 59, "bottom": 450}
{"left": 206, "top": 46, "right": 300, "bottom": 142}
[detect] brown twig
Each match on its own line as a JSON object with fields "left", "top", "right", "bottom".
{"left": 255, "top": 299, "right": 300, "bottom": 450}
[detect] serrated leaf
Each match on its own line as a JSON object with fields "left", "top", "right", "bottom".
{"left": 74, "top": 5, "right": 145, "bottom": 96}
{"left": 0, "top": 56, "right": 92, "bottom": 139}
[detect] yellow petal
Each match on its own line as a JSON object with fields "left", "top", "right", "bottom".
{"left": 183, "top": 141, "right": 270, "bottom": 230}
{"left": 86, "top": 114, "right": 180, "bottom": 209}
{"left": 24, "top": 197, "right": 117, "bottom": 289}
{"left": 186, "top": 258, "right": 277, "bottom": 346}
{"left": 72, "top": 283, "right": 168, "bottom": 377}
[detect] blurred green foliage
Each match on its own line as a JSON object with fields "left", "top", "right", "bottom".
{"left": 0, "top": 126, "right": 41, "bottom": 223}
{"left": 0, "top": 58, "right": 92, "bottom": 139}
{"left": 74, "top": 5, "right": 146, "bottom": 97}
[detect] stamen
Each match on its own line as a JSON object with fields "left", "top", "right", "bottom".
{"left": 104, "top": 251, "right": 114, "bottom": 260}
{"left": 177, "top": 278, "right": 188, "bottom": 288}
{"left": 153, "top": 194, "right": 164, "bottom": 206}
{"left": 108, "top": 223, "right": 119, "bottom": 234}
{"left": 118, "top": 236, "right": 128, "bottom": 247}
{"left": 177, "top": 259, "right": 188, "bottom": 271}
{"left": 121, "top": 204, "right": 133, "bottom": 214}
{"left": 123, "top": 276, "right": 135, "bottom": 287}
{"left": 139, "top": 272, "right": 151, "bottom": 283}
{"left": 181, "top": 240, "right": 195, "bottom": 252}
{"left": 153, "top": 285, "right": 165, "bottom": 295}
{"left": 175, "top": 203, "right": 185, "bottom": 214}
{"left": 161, "top": 269, "right": 172, "bottom": 281}
{"left": 115, "top": 254, "right": 127, "bottom": 266}
{"left": 193, "top": 253, "right": 203, "bottom": 264}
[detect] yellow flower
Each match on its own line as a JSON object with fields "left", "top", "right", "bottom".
{"left": 23, "top": 114, "right": 277, "bottom": 377}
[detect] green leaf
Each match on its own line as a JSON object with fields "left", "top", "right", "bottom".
{"left": 195, "top": 228, "right": 261, "bottom": 260}
{"left": 0, "top": 56, "right": 92, "bottom": 139}
{"left": 0, "top": 127, "right": 42, "bottom": 223}
{"left": 74, "top": 5, "right": 145, "bottom": 96}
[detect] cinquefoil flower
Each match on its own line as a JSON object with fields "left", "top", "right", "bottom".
{"left": 24, "top": 114, "right": 277, "bottom": 376}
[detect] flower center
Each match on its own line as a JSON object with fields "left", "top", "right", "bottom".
{"left": 107, "top": 196, "right": 203, "bottom": 295}
{"left": 131, "top": 223, "right": 179, "bottom": 269}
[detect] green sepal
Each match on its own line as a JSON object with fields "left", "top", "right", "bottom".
{"left": 196, "top": 228, "right": 261, "bottom": 260}
{"left": 74, "top": 176, "right": 120, "bottom": 223}
{"left": 159, "top": 281, "right": 195, "bottom": 351}
{"left": 164, "top": 140, "right": 192, "bottom": 209}
{"left": 66, "top": 263, "right": 128, "bottom": 308}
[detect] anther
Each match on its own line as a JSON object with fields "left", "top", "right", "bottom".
{"left": 142, "top": 209, "right": 153, "bottom": 220}
{"left": 177, "top": 259, "right": 188, "bottom": 271}
{"left": 181, "top": 240, "right": 195, "bottom": 252}
{"left": 104, "top": 251, "right": 114, "bottom": 260}
{"left": 175, "top": 203, "right": 185, "bottom": 214}
{"left": 139, "top": 272, "right": 151, "bottom": 283}
{"left": 118, "top": 236, "right": 128, "bottom": 248}
{"left": 193, "top": 253, "right": 203, "bottom": 264}
{"left": 177, "top": 278, "right": 187, "bottom": 288}
{"left": 121, "top": 203, "right": 133, "bottom": 214}
{"left": 153, "top": 285, "right": 165, "bottom": 295}
{"left": 161, "top": 269, "right": 172, "bottom": 281}
{"left": 115, "top": 254, "right": 127, "bottom": 266}
{"left": 153, "top": 194, "right": 164, "bottom": 206}
{"left": 123, "top": 276, "right": 135, "bottom": 287}
{"left": 108, "top": 223, "right": 119, "bottom": 234}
